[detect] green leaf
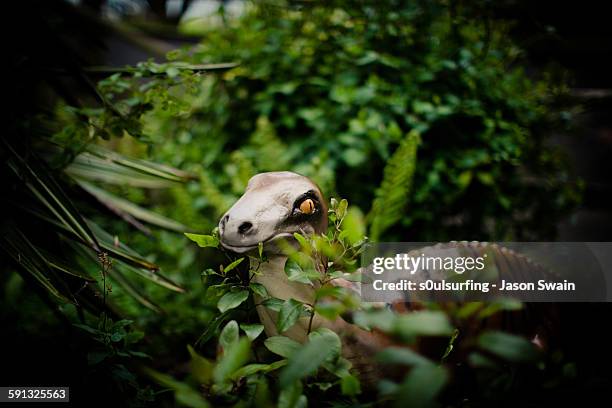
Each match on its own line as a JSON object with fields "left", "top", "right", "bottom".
{"left": 195, "top": 311, "right": 232, "bottom": 346}
{"left": 308, "top": 328, "right": 342, "bottom": 359}
{"left": 342, "top": 148, "right": 366, "bottom": 167}
{"left": 314, "top": 301, "right": 344, "bottom": 320}
{"left": 184, "top": 233, "right": 219, "bottom": 248}
{"left": 223, "top": 257, "right": 244, "bottom": 274}
{"left": 278, "top": 381, "right": 307, "bottom": 408}
{"left": 279, "top": 328, "right": 342, "bottom": 388}
{"left": 240, "top": 323, "right": 265, "bottom": 341}
{"left": 336, "top": 199, "right": 348, "bottom": 220}
{"left": 292, "top": 233, "right": 309, "bottom": 249}
{"left": 187, "top": 345, "right": 214, "bottom": 384}
{"left": 213, "top": 337, "right": 251, "bottom": 384}
{"left": 277, "top": 298, "right": 305, "bottom": 333}
{"left": 264, "top": 336, "right": 301, "bottom": 358}
{"left": 262, "top": 297, "right": 284, "bottom": 312}
{"left": 219, "top": 320, "right": 239, "bottom": 350}
{"left": 250, "top": 283, "right": 268, "bottom": 298}
{"left": 393, "top": 364, "right": 448, "bottom": 408}
{"left": 230, "top": 363, "right": 269, "bottom": 379}
{"left": 141, "top": 366, "right": 209, "bottom": 408}
{"left": 353, "top": 309, "right": 396, "bottom": 332}
{"left": 217, "top": 290, "right": 249, "bottom": 313}
{"left": 477, "top": 171, "right": 494, "bottom": 186}
{"left": 377, "top": 347, "right": 433, "bottom": 366}
{"left": 477, "top": 299, "right": 523, "bottom": 319}
{"left": 230, "top": 360, "right": 287, "bottom": 380}
{"left": 322, "top": 356, "right": 352, "bottom": 378}
{"left": 284, "top": 259, "right": 303, "bottom": 279}
{"left": 392, "top": 311, "right": 454, "bottom": 342}
{"left": 341, "top": 206, "right": 366, "bottom": 245}
{"left": 284, "top": 259, "right": 319, "bottom": 284}
{"left": 467, "top": 352, "right": 497, "bottom": 368}
{"left": 477, "top": 331, "right": 539, "bottom": 363}
{"left": 341, "top": 374, "right": 361, "bottom": 396}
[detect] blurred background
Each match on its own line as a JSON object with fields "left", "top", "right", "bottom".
{"left": 2, "top": 0, "right": 612, "bottom": 406}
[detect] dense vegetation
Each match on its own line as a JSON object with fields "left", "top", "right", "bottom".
{"left": 1, "top": 1, "right": 592, "bottom": 407}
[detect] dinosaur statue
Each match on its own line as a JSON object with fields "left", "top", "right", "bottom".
{"left": 217, "top": 171, "right": 560, "bottom": 381}
{"left": 217, "top": 171, "right": 367, "bottom": 340}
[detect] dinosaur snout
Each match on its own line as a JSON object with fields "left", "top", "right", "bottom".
{"left": 219, "top": 213, "right": 258, "bottom": 240}
{"left": 217, "top": 197, "right": 279, "bottom": 253}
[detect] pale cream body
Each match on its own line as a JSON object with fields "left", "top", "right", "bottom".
{"left": 250, "top": 255, "right": 335, "bottom": 342}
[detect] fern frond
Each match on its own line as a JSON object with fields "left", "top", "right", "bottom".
{"left": 368, "top": 130, "right": 420, "bottom": 240}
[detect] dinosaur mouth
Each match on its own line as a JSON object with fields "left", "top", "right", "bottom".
{"left": 220, "top": 232, "right": 294, "bottom": 254}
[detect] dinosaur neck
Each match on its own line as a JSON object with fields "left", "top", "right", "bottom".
{"left": 251, "top": 255, "right": 316, "bottom": 303}
{"left": 251, "top": 255, "right": 388, "bottom": 382}
{"left": 251, "top": 255, "right": 317, "bottom": 342}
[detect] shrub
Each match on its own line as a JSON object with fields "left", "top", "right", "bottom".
{"left": 135, "top": 0, "right": 581, "bottom": 242}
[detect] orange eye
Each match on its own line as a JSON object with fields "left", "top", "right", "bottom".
{"left": 299, "top": 198, "right": 315, "bottom": 214}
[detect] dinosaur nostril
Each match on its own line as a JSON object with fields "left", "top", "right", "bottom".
{"left": 238, "top": 221, "right": 253, "bottom": 235}
{"left": 220, "top": 215, "right": 229, "bottom": 232}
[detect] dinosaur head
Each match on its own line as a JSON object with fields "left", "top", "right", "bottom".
{"left": 218, "top": 171, "right": 328, "bottom": 253}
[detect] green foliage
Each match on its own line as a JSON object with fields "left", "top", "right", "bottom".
{"left": 477, "top": 330, "right": 540, "bottom": 363}
{"left": 279, "top": 328, "right": 341, "bottom": 387}
{"left": 217, "top": 290, "right": 249, "bottom": 313}
{"left": 184, "top": 233, "right": 220, "bottom": 248}
{"left": 133, "top": 0, "right": 580, "bottom": 242}
{"left": 74, "top": 317, "right": 149, "bottom": 366}
{"left": 3, "top": 1, "right": 587, "bottom": 407}
{"left": 369, "top": 130, "right": 419, "bottom": 240}
{"left": 394, "top": 364, "right": 448, "bottom": 408}
{"left": 2, "top": 57, "right": 201, "bottom": 318}
{"left": 264, "top": 336, "right": 301, "bottom": 358}
{"left": 276, "top": 298, "right": 307, "bottom": 333}
{"left": 142, "top": 365, "right": 210, "bottom": 408}
{"left": 180, "top": 199, "right": 580, "bottom": 406}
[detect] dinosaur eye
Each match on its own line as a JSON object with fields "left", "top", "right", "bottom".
{"left": 299, "top": 198, "right": 315, "bottom": 214}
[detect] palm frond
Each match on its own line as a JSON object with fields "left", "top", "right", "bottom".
{"left": 108, "top": 267, "right": 163, "bottom": 313}
{"left": 70, "top": 242, "right": 164, "bottom": 313}
{"left": 87, "top": 145, "right": 196, "bottom": 182}
{"left": 0, "top": 228, "right": 72, "bottom": 303}
{"left": 84, "top": 221, "right": 185, "bottom": 293}
{"left": 82, "top": 62, "right": 239, "bottom": 75}
{"left": 78, "top": 180, "right": 188, "bottom": 232}
{"left": 12, "top": 202, "right": 185, "bottom": 293}
{"left": 66, "top": 155, "right": 180, "bottom": 188}
{"left": 4, "top": 142, "right": 101, "bottom": 251}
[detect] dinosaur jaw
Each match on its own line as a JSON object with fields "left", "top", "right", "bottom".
{"left": 220, "top": 232, "right": 296, "bottom": 254}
